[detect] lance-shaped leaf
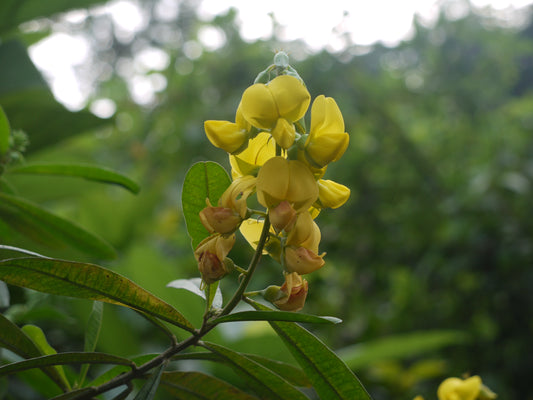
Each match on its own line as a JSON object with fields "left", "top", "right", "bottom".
{"left": 0, "top": 257, "right": 195, "bottom": 332}
{"left": 0, "top": 352, "right": 134, "bottom": 377}
{"left": 213, "top": 310, "right": 341, "bottom": 325}
{"left": 181, "top": 161, "right": 231, "bottom": 248}
{"left": 0, "top": 313, "right": 69, "bottom": 391}
{"left": 0, "top": 192, "right": 116, "bottom": 259}
{"left": 134, "top": 362, "right": 166, "bottom": 400}
{"left": 172, "top": 352, "right": 311, "bottom": 388}
{"left": 160, "top": 371, "right": 258, "bottom": 400}
{"left": 78, "top": 301, "right": 104, "bottom": 387}
{"left": 9, "top": 163, "right": 140, "bottom": 194}
{"left": 249, "top": 299, "right": 371, "bottom": 400}
{"left": 202, "top": 342, "right": 309, "bottom": 400}
{"left": 22, "top": 325, "right": 71, "bottom": 390}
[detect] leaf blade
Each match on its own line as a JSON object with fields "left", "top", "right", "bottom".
{"left": 0, "top": 105, "right": 9, "bottom": 155}
{"left": 213, "top": 310, "right": 341, "bottom": 325}
{"left": 133, "top": 363, "right": 166, "bottom": 400}
{"left": 0, "top": 192, "right": 116, "bottom": 259}
{"left": 0, "top": 257, "right": 195, "bottom": 332}
{"left": 160, "top": 371, "right": 258, "bottom": 400}
{"left": 249, "top": 299, "right": 371, "bottom": 400}
{"left": 181, "top": 162, "right": 231, "bottom": 248}
{"left": 202, "top": 341, "right": 309, "bottom": 400}
{"left": 9, "top": 163, "right": 140, "bottom": 194}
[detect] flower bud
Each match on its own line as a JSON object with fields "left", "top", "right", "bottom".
{"left": 256, "top": 157, "right": 318, "bottom": 213}
{"left": 284, "top": 246, "right": 325, "bottom": 275}
{"left": 437, "top": 376, "right": 482, "bottom": 400}
{"left": 269, "top": 201, "right": 297, "bottom": 233}
{"left": 272, "top": 272, "right": 308, "bottom": 312}
{"left": 204, "top": 120, "right": 249, "bottom": 154}
{"left": 271, "top": 118, "right": 296, "bottom": 149}
{"left": 316, "top": 179, "right": 350, "bottom": 209}
{"left": 304, "top": 95, "right": 349, "bottom": 168}
{"left": 194, "top": 234, "right": 235, "bottom": 284}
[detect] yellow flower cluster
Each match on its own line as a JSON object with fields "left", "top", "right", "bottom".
{"left": 197, "top": 57, "right": 350, "bottom": 311}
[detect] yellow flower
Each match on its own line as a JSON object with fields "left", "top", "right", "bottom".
{"left": 437, "top": 376, "right": 481, "bottom": 400}
{"left": 229, "top": 131, "right": 275, "bottom": 179}
{"left": 269, "top": 200, "right": 297, "bottom": 233}
{"left": 204, "top": 105, "right": 251, "bottom": 154}
{"left": 271, "top": 118, "right": 296, "bottom": 149}
{"left": 273, "top": 272, "right": 309, "bottom": 312}
{"left": 304, "top": 95, "right": 349, "bottom": 168}
{"left": 194, "top": 234, "right": 236, "bottom": 284}
{"left": 284, "top": 246, "right": 325, "bottom": 275}
{"left": 316, "top": 179, "right": 350, "bottom": 209}
{"left": 256, "top": 156, "right": 318, "bottom": 213}
{"left": 241, "top": 75, "right": 310, "bottom": 130}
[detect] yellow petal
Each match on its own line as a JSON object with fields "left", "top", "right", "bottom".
{"left": 267, "top": 75, "right": 311, "bottom": 122}
{"left": 309, "top": 95, "right": 345, "bottom": 134}
{"left": 241, "top": 83, "right": 278, "bottom": 129}
{"left": 204, "top": 120, "right": 249, "bottom": 154}
{"left": 317, "top": 179, "right": 351, "bottom": 209}
{"left": 437, "top": 376, "right": 481, "bottom": 400}
{"left": 230, "top": 131, "right": 275, "bottom": 179}
{"left": 271, "top": 118, "right": 296, "bottom": 149}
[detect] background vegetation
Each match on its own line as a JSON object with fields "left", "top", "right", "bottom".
{"left": 1, "top": 0, "right": 532, "bottom": 398}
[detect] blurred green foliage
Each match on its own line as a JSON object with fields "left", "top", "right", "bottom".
{"left": 1, "top": 0, "right": 532, "bottom": 399}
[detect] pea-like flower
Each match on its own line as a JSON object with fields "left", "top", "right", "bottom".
{"left": 315, "top": 179, "right": 351, "bottom": 209}
{"left": 303, "top": 95, "right": 349, "bottom": 168}
{"left": 269, "top": 272, "right": 309, "bottom": 312}
{"left": 283, "top": 211, "right": 325, "bottom": 275}
{"left": 437, "top": 376, "right": 481, "bottom": 400}
{"left": 204, "top": 105, "right": 251, "bottom": 154}
{"left": 256, "top": 156, "right": 318, "bottom": 213}
{"left": 241, "top": 75, "right": 310, "bottom": 148}
{"left": 194, "top": 234, "right": 236, "bottom": 284}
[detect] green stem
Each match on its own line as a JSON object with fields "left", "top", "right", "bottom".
{"left": 218, "top": 215, "right": 271, "bottom": 318}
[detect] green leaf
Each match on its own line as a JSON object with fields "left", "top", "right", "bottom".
{"left": 0, "top": 257, "right": 195, "bottom": 332}
{"left": 181, "top": 161, "right": 231, "bottom": 248}
{"left": 134, "top": 362, "right": 166, "bottom": 400}
{"left": 202, "top": 342, "right": 309, "bottom": 400}
{"left": 10, "top": 163, "right": 140, "bottom": 194}
{"left": 213, "top": 310, "right": 341, "bottom": 325}
{"left": 0, "top": 244, "right": 46, "bottom": 258}
{"left": 172, "top": 352, "right": 311, "bottom": 388}
{"left": 0, "top": 352, "right": 133, "bottom": 377}
{"left": 78, "top": 301, "right": 104, "bottom": 387}
{"left": 337, "top": 330, "right": 469, "bottom": 370}
{"left": 0, "top": 105, "right": 9, "bottom": 155}
{"left": 249, "top": 299, "right": 371, "bottom": 400}
{"left": 87, "top": 354, "right": 157, "bottom": 388}
{"left": 0, "top": 192, "right": 116, "bottom": 259}
{"left": 21, "top": 325, "right": 71, "bottom": 390}
{"left": 0, "top": 314, "right": 69, "bottom": 391}
{"left": 160, "top": 371, "right": 258, "bottom": 400}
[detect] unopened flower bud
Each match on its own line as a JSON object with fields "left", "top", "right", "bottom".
{"left": 316, "top": 179, "right": 350, "bottom": 209}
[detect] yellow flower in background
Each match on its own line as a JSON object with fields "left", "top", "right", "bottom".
{"left": 204, "top": 105, "right": 251, "bottom": 154}
{"left": 229, "top": 131, "right": 275, "bottom": 179}
{"left": 194, "top": 234, "right": 236, "bottom": 284}
{"left": 304, "top": 95, "right": 349, "bottom": 168}
{"left": 437, "top": 376, "right": 481, "bottom": 400}
{"left": 241, "top": 75, "right": 310, "bottom": 130}
{"left": 316, "top": 179, "right": 351, "bottom": 209}
{"left": 273, "top": 272, "right": 309, "bottom": 311}
{"left": 256, "top": 156, "right": 318, "bottom": 213}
